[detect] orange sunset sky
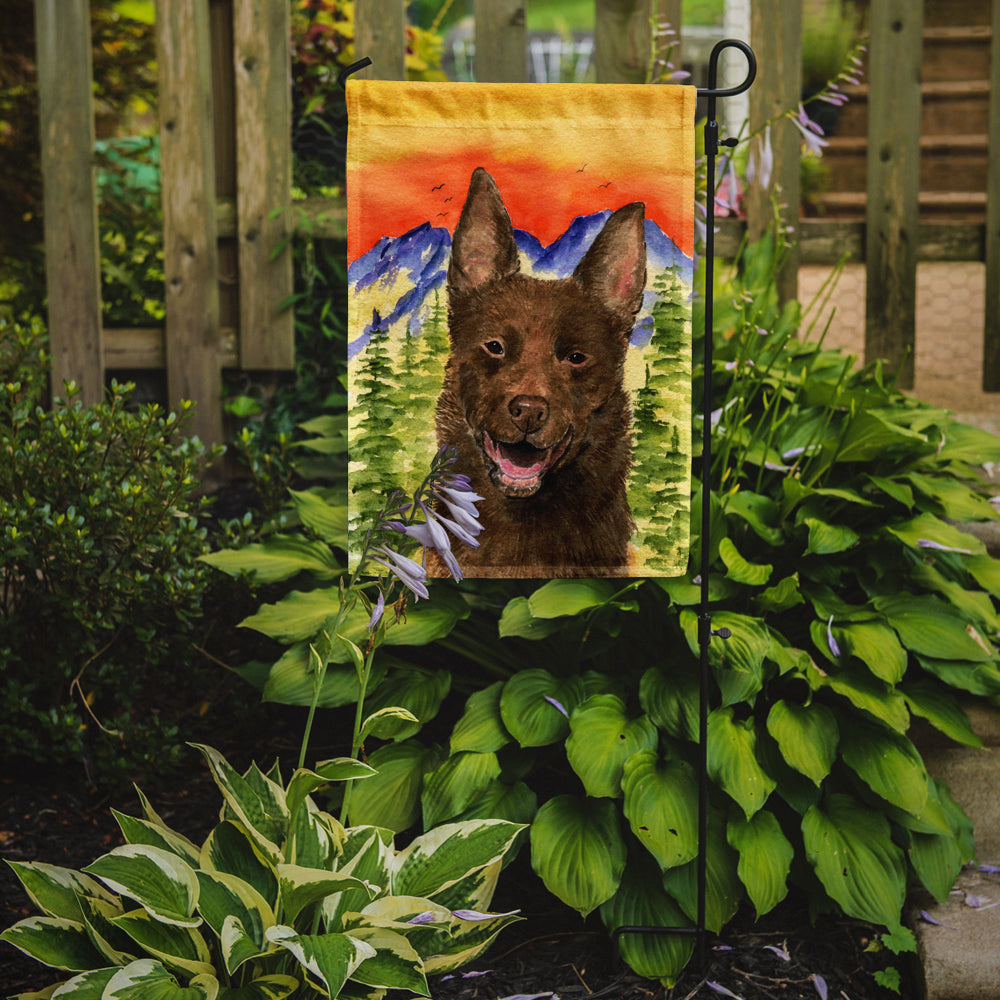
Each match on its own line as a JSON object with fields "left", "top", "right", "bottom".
{"left": 346, "top": 80, "right": 697, "bottom": 262}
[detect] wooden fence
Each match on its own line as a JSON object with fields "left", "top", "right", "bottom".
{"left": 33, "top": 0, "right": 1000, "bottom": 445}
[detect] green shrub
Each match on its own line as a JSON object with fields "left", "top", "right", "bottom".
{"left": 0, "top": 317, "right": 220, "bottom": 783}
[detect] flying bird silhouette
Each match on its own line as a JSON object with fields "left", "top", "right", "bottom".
{"left": 431, "top": 183, "right": 445, "bottom": 191}
{"left": 598, "top": 181, "right": 612, "bottom": 189}
{"left": 576, "top": 164, "right": 587, "bottom": 172}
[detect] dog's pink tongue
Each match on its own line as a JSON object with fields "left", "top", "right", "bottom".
{"left": 485, "top": 435, "right": 549, "bottom": 480}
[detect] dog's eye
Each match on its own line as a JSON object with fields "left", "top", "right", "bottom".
{"left": 565, "top": 351, "right": 589, "bottom": 367}
{"left": 482, "top": 340, "right": 505, "bottom": 357}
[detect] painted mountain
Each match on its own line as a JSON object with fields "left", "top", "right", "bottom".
{"left": 347, "top": 212, "right": 692, "bottom": 360}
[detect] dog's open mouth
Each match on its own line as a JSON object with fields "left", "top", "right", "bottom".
{"left": 482, "top": 428, "right": 573, "bottom": 497}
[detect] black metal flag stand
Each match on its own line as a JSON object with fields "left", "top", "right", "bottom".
{"left": 341, "top": 38, "right": 758, "bottom": 974}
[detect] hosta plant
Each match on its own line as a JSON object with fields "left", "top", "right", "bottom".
{"left": 1, "top": 744, "right": 523, "bottom": 999}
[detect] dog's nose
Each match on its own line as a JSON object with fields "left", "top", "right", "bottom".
{"left": 508, "top": 395, "right": 548, "bottom": 434}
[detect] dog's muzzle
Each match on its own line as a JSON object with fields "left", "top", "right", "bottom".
{"left": 482, "top": 427, "right": 573, "bottom": 497}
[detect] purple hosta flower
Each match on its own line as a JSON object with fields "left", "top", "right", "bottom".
{"left": 917, "top": 538, "right": 973, "bottom": 555}
{"left": 441, "top": 970, "right": 493, "bottom": 982}
{"left": 434, "top": 485, "right": 484, "bottom": 535}
{"left": 544, "top": 695, "right": 569, "bottom": 718}
{"left": 391, "top": 502, "right": 464, "bottom": 581}
{"left": 451, "top": 908, "right": 521, "bottom": 921}
{"left": 827, "top": 615, "right": 842, "bottom": 658}
{"left": 763, "top": 944, "right": 791, "bottom": 962}
{"left": 811, "top": 974, "right": 828, "bottom": 1000}
{"left": 371, "top": 545, "right": 429, "bottom": 600}
{"left": 407, "top": 911, "right": 438, "bottom": 925}
{"left": 979, "top": 864, "right": 1000, "bottom": 874}
{"left": 747, "top": 124, "right": 774, "bottom": 191}
{"left": 715, "top": 157, "right": 742, "bottom": 216}
{"left": 791, "top": 104, "right": 829, "bottom": 157}
{"left": 367, "top": 589, "right": 385, "bottom": 631}
{"left": 707, "top": 983, "right": 742, "bottom": 999}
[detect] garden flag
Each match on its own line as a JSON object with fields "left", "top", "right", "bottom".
{"left": 347, "top": 80, "right": 696, "bottom": 578}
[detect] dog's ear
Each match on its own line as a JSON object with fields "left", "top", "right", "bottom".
{"left": 572, "top": 202, "right": 647, "bottom": 321}
{"left": 448, "top": 167, "right": 521, "bottom": 294}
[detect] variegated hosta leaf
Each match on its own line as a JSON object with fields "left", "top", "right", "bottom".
{"left": 599, "top": 853, "right": 694, "bottom": 987}
{"left": 42, "top": 966, "right": 118, "bottom": 997}
{"left": 499, "top": 669, "right": 585, "bottom": 747}
{"left": 621, "top": 751, "right": 699, "bottom": 871}
{"left": 265, "top": 925, "right": 375, "bottom": 998}
{"left": 838, "top": 718, "right": 929, "bottom": 817}
{"left": 323, "top": 829, "right": 393, "bottom": 931}
{"left": 0, "top": 915, "right": 107, "bottom": 971}
{"left": 727, "top": 810, "right": 793, "bottom": 917}
{"left": 344, "top": 926, "right": 429, "bottom": 995}
{"left": 288, "top": 801, "right": 343, "bottom": 870}
{"left": 102, "top": 958, "right": 218, "bottom": 999}
{"left": 529, "top": 795, "right": 626, "bottom": 917}
{"left": 450, "top": 682, "right": 511, "bottom": 754}
{"left": 285, "top": 760, "right": 375, "bottom": 824}
{"left": 391, "top": 820, "right": 524, "bottom": 901}
{"left": 110, "top": 908, "right": 214, "bottom": 979}
{"left": 190, "top": 745, "right": 288, "bottom": 863}
{"left": 200, "top": 822, "right": 279, "bottom": 910}
{"left": 565, "top": 695, "right": 658, "bottom": 799}
{"left": 112, "top": 810, "right": 202, "bottom": 868}
{"left": 802, "top": 793, "right": 906, "bottom": 926}
{"left": 83, "top": 845, "right": 200, "bottom": 928}
{"left": 276, "top": 864, "right": 376, "bottom": 925}
{"left": 4, "top": 861, "right": 118, "bottom": 922}
{"left": 420, "top": 752, "right": 501, "bottom": 829}
{"left": 706, "top": 707, "right": 776, "bottom": 818}
{"left": 77, "top": 894, "right": 136, "bottom": 966}
{"left": 195, "top": 870, "right": 274, "bottom": 974}
{"left": 421, "top": 860, "right": 501, "bottom": 917}
{"left": 421, "top": 906, "right": 523, "bottom": 975}
{"left": 765, "top": 700, "right": 838, "bottom": 786}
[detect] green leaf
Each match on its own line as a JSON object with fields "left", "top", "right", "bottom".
{"left": 288, "top": 488, "right": 348, "bottom": 547}
{"left": 935, "top": 421, "right": 1000, "bottom": 465}
{"left": 835, "top": 410, "right": 927, "bottom": 463}
{"left": 566, "top": 695, "right": 658, "bottom": 799}
{"left": 906, "top": 472, "right": 998, "bottom": 521}
{"left": 901, "top": 680, "right": 982, "bottom": 748}
{"left": 0, "top": 916, "right": 107, "bottom": 972}
{"left": 276, "top": 865, "right": 373, "bottom": 925}
{"left": 83, "top": 846, "right": 200, "bottom": 928}
{"left": 346, "top": 926, "right": 429, "bottom": 994}
{"left": 803, "top": 517, "right": 859, "bottom": 556}
{"left": 838, "top": 718, "right": 929, "bottom": 817}
{"left": 724, "top": 490, "right": 784, "bottom": 545}
{"left": 874, "top": 594, "right": 995, "bottom": 662}
{"left": 680, "top": 610, "right": 771, "bottom": 706}
{"left": 362, "top": 667, "right": 451, "bottom": 740}
{"left": 527, "top": 579, "right": 618, "bottom": 618}
{"left": 497, "top": 597, "right": 564, "bottom": 640}
{"left": 347, "top": 740, "right": 442, "bottom": 832}
{"left": 112, "top": 812, "right": 201, "bottom": 868}
{"left": 916, "top": 655, "right": 1000, "bottom": 697}
{"left": 199, "top": 822, "right": 278, "bottom": 910}
{"left": 33, "top": 967, "right": 118, "bottom": 998}
{"left": 719, "top": 537, "right": 773, "bottom": 585}
{"left": 802, "top": 793, "right": 906, "bottom": 926}
{"left": 421, "top": 751, "right": 502, "bottom": 828}
{"left": 285, "top": 760, "right": 376, "bottom": 822}
{"left": 216, "top": 976, "right": 299, "bottom": 1000}
{"left": 886, "top": 512, "right": 985, "bottom": 557}
{"left": 265, "top": 926, "right": 374, "bottom": 997}
{"left": 360, "top": 706, "right": 421, "bottom": 742}
{"left": 835, "top": 621, "right": 908, "bottom": 684}
{"left": 453, "top": 779, "right": 538, "bottom": 827}
{"left": 260, "top": 644, "right": 383, "bottom": 709}
{"left": 599, "top": 853, "right": 694, "bottom": 987}
{"left": 530, "top": 795, "right": 626, "bottom": 917}
{"left": 499, "top": 670, "right": 584, "bottom": 747}
{"left": 621, "top": 751, "right": 699, "bottom": 871}
{"left": 450, "top": 682, "right": 511, "bottom": 754}
{"left": 4, "top": 862, "right": 118, "bottom": 923}
{"left": 765, "top": 700, "right": 838, "bottom": 786}
{"left": 200, "top": 536, "right": 340, "bottom": 584}
{"left": 110, "top": 909, "right": 214, "bottom": 978}
{"left": 727, "top": 811, "right": 793, "bottom": 917}
{"left": 806, "top": 660, "right": 910, "bottom": 732}
{"left": 967, "top": 553, "right": 1000, "bottom": 597}
{"left": 639, "top": 664, "right": 699, "bottom": 742}
{"left": 392, "top": 819, "right": 524, "bottom": 900}
{"left": 195, "top": 871, "right": 274, "bottom": 974}
{"left": 103, "top": 959, "right": 218, "bottom": 999}
{"left": 707, "top": 708, "right": 776, "bottom": 819}
{"left": 755, "top": 573, "right": 805, "bottom": 614}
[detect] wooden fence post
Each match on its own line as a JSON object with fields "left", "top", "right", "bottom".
{"left": 355, "top": 0, "right": 407, "bottom": 80}
{"left": 864, "top": 0, "right": 923, "bottom": 389}
{"left": 34, "top": 0, "right": 104, "bottom": 405}
{"left": 983, "top": 0, "right": 1000, "bottom": 390}
{"left": 233, "top": 0, "right": 294, "bottom": 369}
{"left": 594, "top": 0, "right": 651, "bottom": 84}
{"left": 474, "top": 0, "right": 527, "bottom": 83}
{"left": 746, "top": 0, "right": 801, "bottom": 305}
{"left": 157, "top": 0, "right": 223, "bottom": 445}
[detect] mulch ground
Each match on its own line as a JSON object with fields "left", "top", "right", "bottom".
{"left": 1, "top": 737, "right": 913, "bottom": 1000}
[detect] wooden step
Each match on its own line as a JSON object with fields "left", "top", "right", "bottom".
{"left": 813, "top": 190, "right": 987, "bottom": 222}
{"left": 922, "top": 25, "right": 993, "bottom": 83}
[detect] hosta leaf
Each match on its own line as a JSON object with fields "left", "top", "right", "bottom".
{"left": 765, "top": 700, "right": 838, "bottom": 786}
{"left": 802, "top": 517, "right": 859, "bottom": 556}
{"left": 103, "top": 959, "right": 218, "bottom": 1000}
{"left": 112, "top": 812, "right": 201, "bottom": 868}
{"left": 660, "top": 810, "right": 741, "bottom": 933}
{"left": 265, "top": 926, "right": 375, "bottom": 997}
{"left": 935, "top": 421, "right": 1000, "bottom": 464}
{"left": 905, "top": 473, "right": 998, "bottom": 522}
{"left": 566, "top": 695, "right": 658, "bottom": 798}
{"left": 755, "top": 573, "right": 805, "bottom": 614}
{"left": 200, "top": 822, "right": 278, "bottom": 910}
{"left": 285, "top": 759, "right": 375, "bottom": 823}
{"left": 834, "top": 621, "right": 907, "bottom": 684}
{"left": 527, "top": 579, "right": 618, "bottom": 618}
{"left": 216, "top": 975, "right": 299, "bottom": 1000}
{"left": 835, "top": 410, "right": 927, "bottom": 463}
{"left": 497, "top": 597, "right": 564, "bottom": 640}
{"left": 621, "top": 751, "right": 699, "bottom": 870}
{"left": 599, "top": 853, "right": 694, "bottom": 987}
{"left": 681, "top": 610, "right": 771, "bottom": 706}
{"left": 322, "top": 829, "right": 393, "bottom": 931}
{"left": 916, "top": 655, "right": 1000, "bottom": 697}
{"left": 639, "top": 664, "right": 699, "bottom": 743}
{"left": 111, "top": 909, "right": 214, "bottom": 978}
{"left": 5, "top": 862, "right": 118, "bottom": 923}
{"left": 423, "top": 906, "right": 522, "bottom": 974}
{"left": 276, "top": 865, "right": 374, "bottom": 925}
{"left": 838, "top": 718, "right": 929, "bottom": 816}
{"left": 393, "top": 820, "right": 524, "bottom": 900}
{"left": 707, "top": 708, "right": 776, "bottom": 818}
{"left": 453, "top": 779, "right": 538, "bottom": 827}
{"left": 718, "top": 537, "right": 772, "bottom": 585}
{"left": 724, "top": 490, "right": 784, "bottom": 545}
{"left": 200, "top": 536, "right": 340, "bottom": 584}
{"left": 260, "top": 643, "right": 386, "bottom": 709}
{"left": 886, "top": 512, "right": 985, "bottom": 557}
{"left": 359, "top": 706, "right": 421, "bottom": 742}
{"left": 967, "top": 553, "right": 1000, "bottom": 597}
{"left": 727, "top": 811, "right": 793, "bottom": 917}
{"left": 195, "top": 871, "right": 273, "bottom": 973}
{"left": 499, "top": 670, "right": 585, "bottom": 747}
{"left": 0, "top": 916, "right": 107, "bottom": 971}
{"left": 347, "top": 740, "right": 442, "bottom": 832}
{"left": 450, "top": 682, "right": 511, "bottom": 754}
{"left": 530, "top": 795, "right": 626, "bottom": 917}
{"left": 909, "top": 828, "right": 965, "bottom": 905}
{"left": 901, "top": 680, "right": 982, "bottom": 748}
{"left": 288, "top": 488, "right": 348, "bottom": 547}
{"left": 83, "top": 846, "right": 200, "bottom": 928}
{"left": 44, "top": 966, "right": 118, "bottom": 998}
{"left": 874, "top": 594, "right": 995, "bottom": 662}
{"left": 802, "top": 794, "right": 906, "bottom": 926}
{"left": 362, "top": 667, "right": 451, "bottom": 740}
{"left": 805, "top": 660, "right": 910, "bottom": 732}
{"left": 421, "top": 751, "right": 502, "bottom": 828}
{"left": 346, "top": 926, "right": 428, "bottom": 994}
